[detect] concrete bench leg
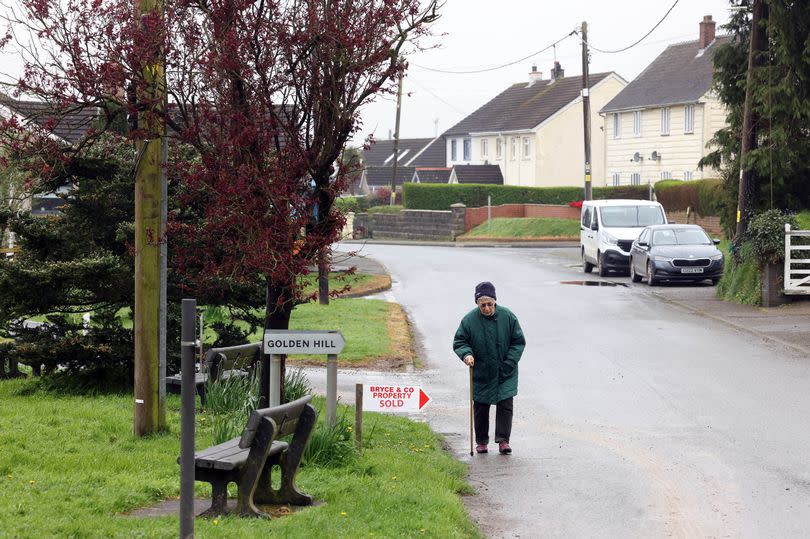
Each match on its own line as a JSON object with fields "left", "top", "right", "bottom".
{"left": 201, "top": 478, "right": 229, "bottom": 517}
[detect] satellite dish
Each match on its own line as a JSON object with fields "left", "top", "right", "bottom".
{"left": 633, "top": 152, "right": 642, "bottom": 162}
{"left": 650, "top": 151, "right": 660, "bottom": 161}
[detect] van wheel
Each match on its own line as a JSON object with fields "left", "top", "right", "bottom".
{"left": 597, "top": 253, "right": 608, "bottom": 277}
{"left": 582, "top": 249, "right": 594, "bottom": 273}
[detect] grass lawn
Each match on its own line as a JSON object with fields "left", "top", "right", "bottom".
{"left": 367, "top": 205, "right": 404, "bottom": 214}
{"left": 796, "top": 210, "right": 810, "bottom": 230}
{"left": 460, "top": 217, "right": 580, "bottom": 240}
{"left": 300, "top": 271, "right": 391, "bottom": 298}
{"left": 0, "top": 379, "right": 479, "bottom": 538}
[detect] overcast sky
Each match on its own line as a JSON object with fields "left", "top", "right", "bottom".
{"left": 354, "top": 0, "right": 734, "bottom": 145}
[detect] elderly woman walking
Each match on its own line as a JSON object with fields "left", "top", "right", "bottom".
{"left": 453, "top": 281, "right": 526, "bottom": 455}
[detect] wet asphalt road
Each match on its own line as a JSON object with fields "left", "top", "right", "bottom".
{"left": 320, "top": 244, "right": 810, "bottom": 538}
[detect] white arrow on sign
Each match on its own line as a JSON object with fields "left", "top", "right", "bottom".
{"left": 263, "top": 330, "right": 345, "bottom": 355}
{"left": 363, "top": 385, "right": 431, "bottom": 413}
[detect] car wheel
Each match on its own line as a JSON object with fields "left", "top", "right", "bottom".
{"left": 630, "top": 261, "right": 642, "bottom": 282}
{"left": 646, "top": 261, "right": 657, "bottom": 286}
{"left": 582, "top": 249, "right": 594, "bottom": 273}
{"left": 598, "top": 252, "right": 608, "bottom": 277}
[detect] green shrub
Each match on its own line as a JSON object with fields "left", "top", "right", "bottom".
{"left": 592, "top": 184, "right": 650, "bottom": 200}
{"left": 745, "top": 209, "right": 799, "bottom": 266}
{"left": 653, "top": 179, "right": 723, "bottom": 216}
{"left": 302, "top": 407, "right": 357, "bottom": 468}
{"left": 283, "top": 367, "right": 312, "bottom": 402}
{"left": 334, "top": 196, "right": 361, "bottom": 214}
{"left": 716, "top": 248, "right": 761, "bottom": 305}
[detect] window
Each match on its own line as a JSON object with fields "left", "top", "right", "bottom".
{"left": 612, "top": 113, "right": 621, "bottom": 138}
{"left": 633, "top": 111, "right": 641, "bottom": 136}
{"left": 481, "top": 139, "right": 489, "bottom": 158}
{"left": 612, "top": 172, "right": 621, "bottom": 186}
{"left": 660, "top": 171, "right": 672, "bottom": 180}
{"left": 450, "top": 140, "right": 457, "bottom": 161}
{"left": 631, "top": 172, "right": 641, "bottom": 186}
{"left": 660, "top": 107, "right": 670, "bottom": 135}
{"left": 510, "top": 137, "right": 517, "bottom": 160}
{"left": 581, "top": 207, "right": 592, "bottom": 228}
{"left": 496, "top": 138, "right": 503, "bottom": 159}
{"left": 683, "top": 171, "right": 693, "bottom": 181}
{"left": 684, "top": 104, "right": 694, "bottom": 134}
{"left": 463, "top": 138, "right": 471, "bottom": 161}
{"left": 522, "top": 137, "right": 531, "bottom": 158}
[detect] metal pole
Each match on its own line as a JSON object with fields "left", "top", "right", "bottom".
{"left": 581, "top": 21, "right": 593, "bottom": 201}
{"left": 269, "top": 354, "right": 282, "bottom": 406}
{"left": 355, "top": 384, "right": 363, "bottom": 451}
{"left": 326, "top": 354, "right": 338, "bottom": 426}
{"left": 180, "top": 299, "right": 196, "bottom": 539}
{"left": 390, "top": 71, "right": 404, "bottom": 206}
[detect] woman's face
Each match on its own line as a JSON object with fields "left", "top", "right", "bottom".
{"left": 477, "top": 298, "right": 495, "bottom": 317}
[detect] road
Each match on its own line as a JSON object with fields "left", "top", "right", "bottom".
{"left": 320, "top": 243, "right": 810, "bottom": 538}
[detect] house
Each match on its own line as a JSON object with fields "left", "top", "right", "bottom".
{"left": 411, "top": 167, "right": 451, "bottom": 184}
{"left": 600, "top": 16, "right": 730, "bottom": 186}
{"left": 448, "top": 164, "right": 503, "bottom": 185}
{"left": 358, "top": 136, "right": 445, "bottom": 193}
{"left": 443, "top": 62, "right": 627, "bottom": 187}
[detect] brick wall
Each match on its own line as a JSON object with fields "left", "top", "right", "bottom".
{"left": 465, "top": 204, "right": 580, "bottom": 231}
{"left": 667, "top": 211, "right": 724, "bottom": 237}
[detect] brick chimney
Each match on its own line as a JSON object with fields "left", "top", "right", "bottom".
{"left": 528, "top": 64, "right": 543, "bottom": 85}
{"left": 699, "top": 15, "right": 716, "bottom": 48}
{"left": 550, "top": 61, "right": 564, "bottom": 82}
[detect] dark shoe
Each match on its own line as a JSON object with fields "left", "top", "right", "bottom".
{"left": 498, "top": 441, "right": 512, "bottom": 454}
{"left": 475, "top": 444, "right": 488, "bottom": 454}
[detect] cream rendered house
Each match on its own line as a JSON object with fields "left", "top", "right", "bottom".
{"left": 443, "top": 62, "right": 626, "bottom": 187}
{"left": 600, "top": 16, "right": 729, "bottom": 187}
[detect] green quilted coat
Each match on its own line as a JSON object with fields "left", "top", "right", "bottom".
{"left": 453, "top": 305, "right": 526, "bottom": 404}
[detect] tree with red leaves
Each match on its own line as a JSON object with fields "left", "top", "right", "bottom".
{"left": 1, "top": 0, "right": 441, "bottom": 406}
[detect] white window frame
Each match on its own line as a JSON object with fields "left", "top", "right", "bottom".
{"left": 612, "top": 172, "right": 621, "bottom": 186}
{"left": 612, "top": 113, "right": 621, "bottom": 139}
{"left": 631, "top": 172, "right": 641, "bottom": 186}
{"left": 481, "top": 139, "right": 489, "bottom": 158}
{"left": 684, "top": 104, "right": 694, "bottom": 134}
{"left": 660, "top": 107, "right": 670, "bottom": 136}
{"left": 633, "top": 111, "right": 641, "bottom": 137}
{"left": 450, "top": 139, "right": 457, "bottom": 161}
{"left": 463, "top": 138, "right": 471, "bottom": 161}
{"left": 522, "top": 137, "right": 531, "bottom": 159}
{"left": 660, "top": 171, "right": 672, "bottom": 180}
{"left": 495, "top": 138, "right": 502, "bottom": 159}
{"left": 510, "top": 137, "right": 517, "bottom": 160}
{"left": 683, "top": 171, "right": 693, "bottom": 181}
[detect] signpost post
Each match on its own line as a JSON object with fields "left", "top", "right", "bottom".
{"left": 263, "top": 330, "right": 345, "bottom": 424}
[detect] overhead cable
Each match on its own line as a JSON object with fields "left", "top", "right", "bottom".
{"left": 582, "top": 0, "right": 680, "bottom": 54}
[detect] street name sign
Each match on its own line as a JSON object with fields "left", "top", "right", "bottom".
{"left": 363, "top": 385, "right": 431, "bottom": 413}
{"left": 263, "top": 330, "right": 345, "bottom": 355}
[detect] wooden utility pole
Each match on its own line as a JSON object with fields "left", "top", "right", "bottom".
{"left": 581, "top": 21, "right": 592, "bottom": 201}
{"left": 133, "top": 0, "right": 167, "bottom": 436}
{"left": 736, "top": 0, "right": 768, "bottom": 239}
{"left": 390, "top": 72, "right": 403, "bottom": 205}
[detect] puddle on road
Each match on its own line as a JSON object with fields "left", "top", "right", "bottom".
{"left": 559, "top": 280, "right": 627, "bottom": 287}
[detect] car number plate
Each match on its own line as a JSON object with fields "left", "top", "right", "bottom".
{"left": 681, "top": 267, "right": 704, "bottom": 274}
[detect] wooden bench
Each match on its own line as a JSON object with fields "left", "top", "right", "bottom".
{"left": 166, "top": 342, "right": 261, "bottom": 404}
{"left": 192, "top": 395, "right": 318, "bottom": 517}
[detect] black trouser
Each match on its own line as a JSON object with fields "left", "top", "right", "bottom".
{"left": 473, "top": 397, "right": 513, "bottom": 445}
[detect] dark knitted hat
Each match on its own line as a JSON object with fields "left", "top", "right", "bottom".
{"left": 474, "top": 281, "right": 496, "bottom": 303}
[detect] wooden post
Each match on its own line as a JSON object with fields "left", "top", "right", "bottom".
{"left": 133, "top": 0, "right": 167, "bottom": 435}
{"left": 581, "top": 21, "right": 592, "bottom": 201}
{"left": 355, "top": 384, "right": 363, "bottom": 450}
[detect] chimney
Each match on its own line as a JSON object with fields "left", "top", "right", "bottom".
{"left": 699, "top": 15, "right": 716, "bottom": 49}
{"left": 528, "top": 64, "right": 543, "bottom": 85}
{"left": 550, "top": 61, "right": 564, "bottom": 82}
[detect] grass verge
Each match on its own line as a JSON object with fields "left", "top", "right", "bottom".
{"left": 0, "top": 379, "right": 479, "bottom": 538}
{"left": 716, "top": 240, "right": 761, "bottom": 305}
{"left": 796, "top": 210, "right": 810, "bottom": 230}
{"left": 300, "top": 272, "right": 391, "bottom": 298}
{"left": 459, "top": 217, "right": 579, "bottom": 240}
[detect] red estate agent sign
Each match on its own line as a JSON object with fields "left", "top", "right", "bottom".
{"left": 364, "top": 385, "right": 431, "bottom": 413}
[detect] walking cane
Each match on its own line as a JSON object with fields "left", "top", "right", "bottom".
{"left": 469, "top": 366, "right": 474, "bottom": 457}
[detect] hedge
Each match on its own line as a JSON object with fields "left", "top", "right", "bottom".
{"left": 402, "top": 183, "right": 650, "bottom": 210}
{"left": 653, "top": 178, "right": 723, "bottom": 216}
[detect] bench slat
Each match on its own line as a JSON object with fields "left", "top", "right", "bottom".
{"left": 195, "top": 439, "right": 288, "bottom": 471}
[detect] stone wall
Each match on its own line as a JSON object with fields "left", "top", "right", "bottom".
{"left": 353, "top": 204, "right": 466, "bottom": 241}
{"left": 666, "top": 211, "right": 723, "bottom": 237}
{"left": 465, "top": 203, "right": 580, "bottom": 231}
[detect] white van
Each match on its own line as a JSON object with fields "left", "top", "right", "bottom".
{"left": 580, "top": 199, "right": 667, "bottom": 276}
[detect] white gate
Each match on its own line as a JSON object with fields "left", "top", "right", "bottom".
{"left": 784, "top": 224, "right": 810, "bottom": 295}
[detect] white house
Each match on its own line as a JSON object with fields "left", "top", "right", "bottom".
{"left": 443, "top": 62, "right": 627, "bottom": 187}
{"left": 600, "top": 16, "right": 729, "bottom": 187}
